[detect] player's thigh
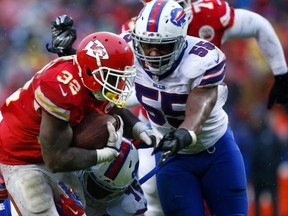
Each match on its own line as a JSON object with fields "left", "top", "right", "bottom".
{"left": 156, "top": 159, "right": 205, "bottom": 216}
{"left": 203, "top": 142, "right": 248, "bottom": 215}
{"left": 1, "top": 164, "right": 58, "bottom": 215}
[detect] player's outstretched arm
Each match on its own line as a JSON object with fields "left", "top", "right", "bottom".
{"left": 153, "top": 86, "right": 217, "bottom": 164}
{"left": 223, "top": 9, "right": 288, "bottom": 109}
{"left": 224, "top": 9, "right": 287, "bottom": 76}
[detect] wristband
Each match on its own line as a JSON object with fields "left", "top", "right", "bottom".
{"left": 188, "top": 131, "right": 197, "bottom": 146}
{"left": 132, "top": 122, "right": 148, "bottom": 139}
{"left": 96, "top": 148, "right": 118, "bottom": 164}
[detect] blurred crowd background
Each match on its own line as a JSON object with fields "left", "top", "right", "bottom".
{"left": 0, "top": 0, "right": 288, "bottom": 215}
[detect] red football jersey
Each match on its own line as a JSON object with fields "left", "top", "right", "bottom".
{"left": 188, "top": 0, "right": 235, "bottom": 48}
{"left": 0, "top": 56, "right": 110, "bottom": 165}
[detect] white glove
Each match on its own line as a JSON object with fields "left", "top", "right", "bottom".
{"left": 96, "top": 115, "right": 124, "bottom": 164}
{"left": 132, "top": 122, "right": 156, "bottom": 146}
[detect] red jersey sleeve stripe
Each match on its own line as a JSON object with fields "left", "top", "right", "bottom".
{"left": 35, "top": 86, "right": 70, "bottom": 121}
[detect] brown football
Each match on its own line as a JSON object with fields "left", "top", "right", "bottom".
{"left": 71, "top": 112, "right": 120, "bottom": 150}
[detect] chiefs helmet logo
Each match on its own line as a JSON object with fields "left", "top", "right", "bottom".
{"left": 170, "top": 8, "right": 187, "bottom": 27}
{"left": 84, "top": 40, "right": 109, "bottom": 60}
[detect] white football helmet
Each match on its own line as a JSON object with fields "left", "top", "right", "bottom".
{"left": 132, "top": 0, "right": 189, "bottom": 75}
{"left": 80, "top": 139, "right": 139, "bottom": 203}
{"left": 177, "top": 0, "right": 192, "bottom": 23}
{"left": 140, "top": 0, "right": 192, "bottom": 23}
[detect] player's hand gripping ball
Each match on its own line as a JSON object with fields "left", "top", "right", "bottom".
{"left": 71, "top": 112, "right": 120, "bottom": 150}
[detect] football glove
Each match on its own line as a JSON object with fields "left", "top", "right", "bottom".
{"left": 0, "top": 175, "right": 8, "bottom": 203}
{"left": 132, "top": 122, "right": 157, "bottom": 146}
{"left": 96, "top": 115, "right": 123, "bottom": 164}
{"left": 152, "top": 128, "right": 196, "bottom": 165}
{"left": 267, "top": 73, "right": 288, "bottom": 110}
{"left": 56, "top": 182, "right": 86, "bottom": 216}
{"left": 46, "top": 15, "right": 77, "bottom": 57}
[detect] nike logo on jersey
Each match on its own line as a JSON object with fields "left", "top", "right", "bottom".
{"left": 66, "top": 206, "right": 78, "bottom": 215}
{"left": 59, "top": 84, "right": 68, "bottom": 97}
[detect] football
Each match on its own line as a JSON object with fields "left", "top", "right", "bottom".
{"left": 71, "top": 112, "right": 120, "bottom": 150}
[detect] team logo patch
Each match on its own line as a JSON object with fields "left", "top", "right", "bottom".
{"left": 170, "top": 8, "right": 187, "bottom": 27}
{"left": 84, "top": 40, "right": 109, "bottom": 59}
{"left": 198, "top": 25, "right": 215, "bottom": 42}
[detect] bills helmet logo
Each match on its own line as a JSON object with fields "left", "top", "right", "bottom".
{"left": 84, "top": 40, "right": 109, "bottom": 60}
{"left": 170, "top": 8, "right": 187, "bottom": 27}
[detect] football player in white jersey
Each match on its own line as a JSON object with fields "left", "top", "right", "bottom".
{"left": 124, "top": 0, "right": 248, "bottom": 214}
{"left": 121, "top": 1, "right": 288, "bottom": 214}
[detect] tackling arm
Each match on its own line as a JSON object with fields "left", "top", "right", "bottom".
{"left": 153, "top": 86, "right": 218, "bottom": 162}
{"left": 180, "top": 86, "right": 218, "bottom": 133}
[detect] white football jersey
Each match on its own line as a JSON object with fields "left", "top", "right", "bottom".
{"left": 127, "top": 34, "right": 229, "bottom": 154}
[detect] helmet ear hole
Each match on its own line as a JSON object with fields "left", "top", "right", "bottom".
{"left": 86, "top": 68, "right": 93, "bottom": 76}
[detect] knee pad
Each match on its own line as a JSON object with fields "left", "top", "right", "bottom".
{"left": 15, "top": 171, "right": 54, "bottom": 213}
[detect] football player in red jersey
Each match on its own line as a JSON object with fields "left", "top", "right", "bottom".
{"left": 0, "top": 31, "right": 155, "bottom": 215}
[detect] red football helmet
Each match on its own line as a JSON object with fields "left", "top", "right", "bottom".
{"left": 76, "top": 32, "right": 136, "bottom": 108}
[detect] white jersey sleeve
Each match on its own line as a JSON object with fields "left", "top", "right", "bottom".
{"left": 222, "top": 9, "right": 287, "bottom": 75}
{"left": 181, "top": 36, "right": 227, "bottom": 89}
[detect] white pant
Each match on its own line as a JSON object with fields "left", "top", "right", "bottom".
{"left": 0, "top": 163, "right": 84, "bottom": 216}
{"left": 138, "top": 148, "right": 163, "bottom": 216}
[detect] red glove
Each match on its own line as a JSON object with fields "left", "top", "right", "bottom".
{"left": 0, "top": 175, "right": 8, "bottom": 203}
{"left": 56, "top": 182, "right": 86, "bottom": 216}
